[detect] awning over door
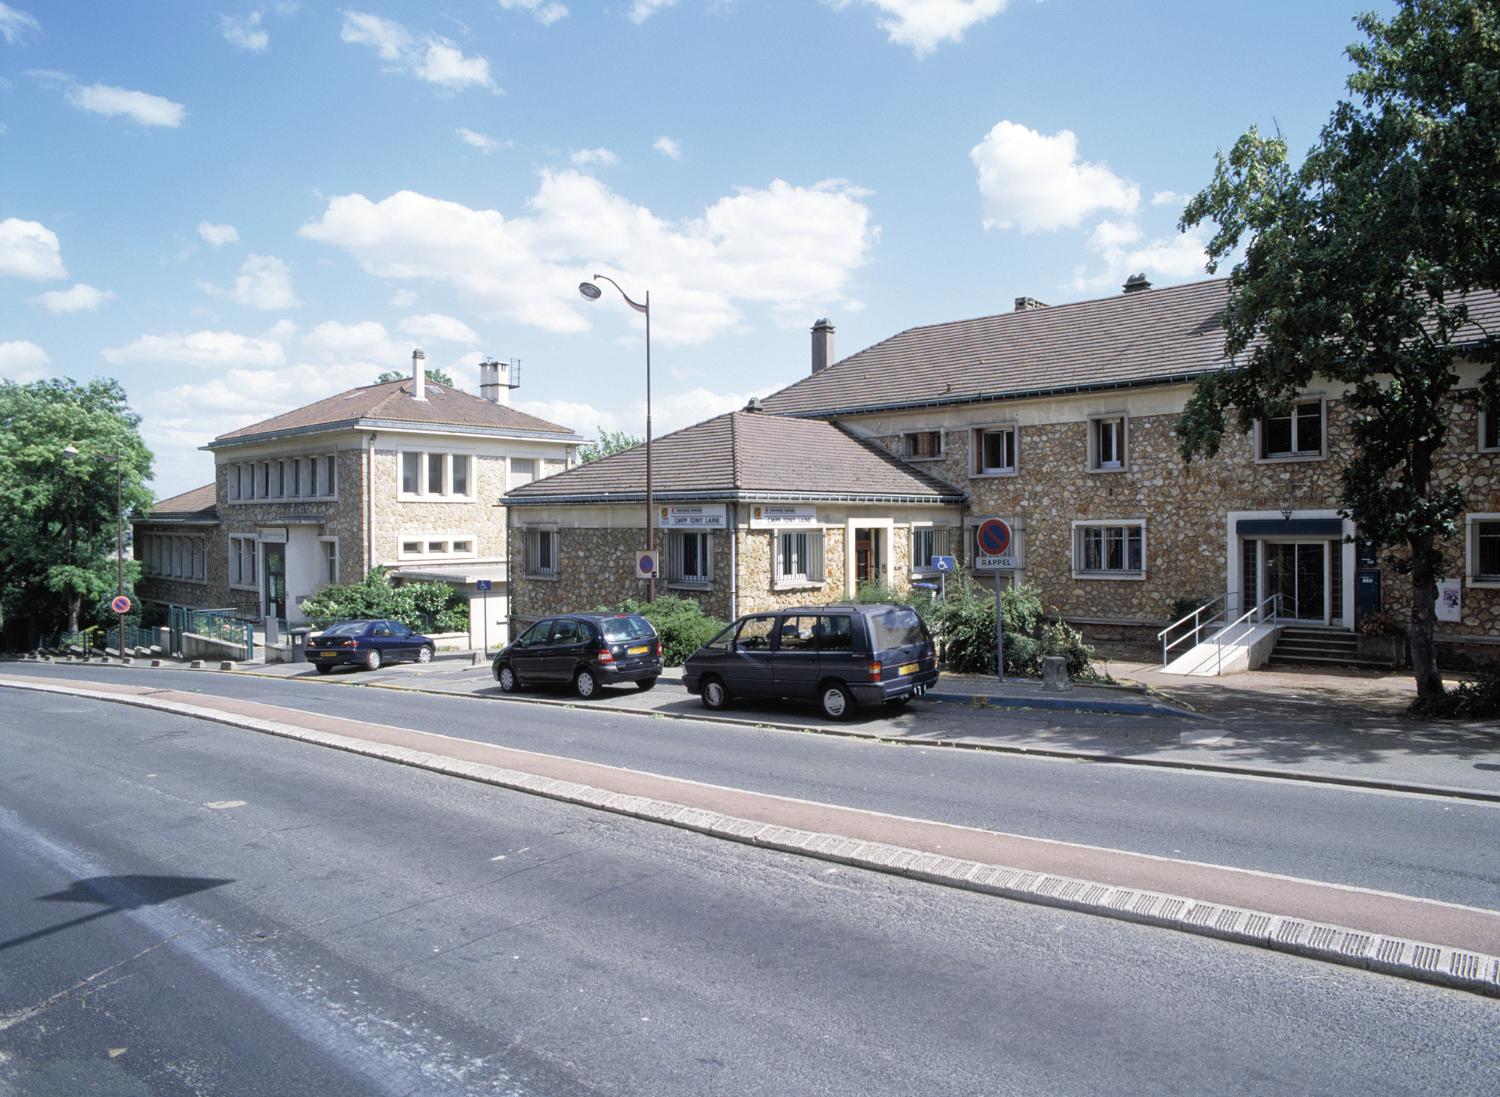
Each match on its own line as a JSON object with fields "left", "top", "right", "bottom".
{"left": 1236, "top": 518, "right": 1344, "bottom": 538}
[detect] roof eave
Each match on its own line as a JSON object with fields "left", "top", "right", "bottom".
{"left": 206, "top": 417, "right": 584, "bottom": 449}
{"left": 505, "top": 489, "right": 965, "bottom": 506}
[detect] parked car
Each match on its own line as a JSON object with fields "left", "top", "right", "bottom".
{"left": 493, "top": 613, "right": 663, "bottom": 699}
{"left": 682, "top": 603, "right": 938, "bottom": 720}
{"left": 306, "top": 619, "right": 436, "bottom": 673}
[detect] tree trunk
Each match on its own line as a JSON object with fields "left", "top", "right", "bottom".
{"left": 67, "top": 593, "right": 80, "bottom": 636}
{"left": 1406, "top": 441, "right": 1444, "bottom": 699}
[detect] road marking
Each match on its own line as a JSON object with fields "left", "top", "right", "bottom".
{"left": 203, "top": 801, "right": 246, "bottom": 810}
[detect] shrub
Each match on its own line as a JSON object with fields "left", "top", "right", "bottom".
{"left": 299, "top": 567, "right": 469, "bottom": 634}
{"left": 922, "top": 574, "right": 1098, "bottom": 680}
{"left": 1356, "top": 610, "right": 1405, "bottom": 638}
{"left": 606, "top": 594, "right": 727, "bottom": 666}
{"left": 1407, "top": 671, "right": 1500, "bottom": 720}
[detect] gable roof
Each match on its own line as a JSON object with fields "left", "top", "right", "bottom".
{"left": 761, "top": 277, "right": 1500, "bottom": 418}
{"left": 506, "top": 410, "right": 963, "bottom": 504}
{"left": 143, "top": 482, "right": 219, "bottom": 522}
{"left": 209, "top": 378, "right": 582, "bottom": 447}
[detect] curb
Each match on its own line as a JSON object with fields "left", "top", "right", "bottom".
{"left": 3, "top": 675, "right": 1496, "bottom": 1000}
{"left": 922, "top": 688, "right": 1195, "bottom": 719}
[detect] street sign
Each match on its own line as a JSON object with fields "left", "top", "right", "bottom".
{"left": 931, "top": 555, "right": 957, "bottom": 572}
{"left": 635, "top": 551, "right": 659, "bottom": 580}
{"left": 110, "top": 594, "right": 132, "bottom": 615}
{"left": 475, "top": 579, "right": 493, "bottom": 592}
{"left": 974, "top": 518, "right": 1014, "bottom": 570}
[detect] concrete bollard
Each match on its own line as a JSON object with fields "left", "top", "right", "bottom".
{"left": 1041, "top": 655, "right": 1072, "bottom": 692}
{"left": 151, "top": 659, "right": 164, "bottom": 667}
{"left": 471, "top": 651, "right": 483, "bottom": 666}
{"left": 220, "top": 661, "right": 236, "bottom": 671}
{"left": 190, "top": 660, "right": 204, "bottom": 669}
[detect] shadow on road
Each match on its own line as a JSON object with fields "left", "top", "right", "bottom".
{"left": 1, "top": 874, "right": 234, "bottom": 953}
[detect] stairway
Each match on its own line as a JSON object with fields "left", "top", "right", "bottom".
{"left": 1268, "top": 626, "right": 1392, "bottom": 669}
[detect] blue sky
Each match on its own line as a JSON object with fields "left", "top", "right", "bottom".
{"left": 2, "top": 0, "right": 1391, "bottom": 497}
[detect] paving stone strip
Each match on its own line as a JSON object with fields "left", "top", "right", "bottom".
{"left": 4, "top": 673, "right": 1497, "bottom": 998}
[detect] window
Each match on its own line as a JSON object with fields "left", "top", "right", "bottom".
{"left": 775, "top": 529, "right": 824, "bottom": 584}
{"left": 902, "top": 430, "right": 942, "bottom": 459}
{"left": 734, "top": 616, "right": 776, "bottom": 651}
{"left": 1089, "top": 416, "right": 1127, "bottom": 471}
{"left": 1469, "top": 515, "right": 1500, "bottom": 585}
{"left": 291, "top": 459, "right": 302, "bottom": 498}
{"left": 451, "top": 539, "right": 473, "bottom": 555}
{"left": 974, "top": 426, "right": 1017, "bottom": 475}
{"left": 1073, "top": 521, "right": 1145, "bottom": 579}
{"left": 911, "top": 527, "right": 955, "bottom": 571}
{"left": 515, "top": 621, "right": 551, "bottom": 647}
{"left": 321, "top": 539, "right": 338, "bottom": 585}
{"left": 669, "top": 531, "right": 712, "bottom": 585}
{"left": 525, "top": 528, "right": 559, "bottom": 577}
{"left": 1481, "top": 402, "right": 1499, "bottom": 452}
{"left": 324, "top": 456, "right": 337, "bottom": 495}
{"left": 777, "top": 615, "right": 819, "bottom": 650}
{"left": 308, "top": 458, "right": 320, "bottom": 498}
{"left": 227, "top": 466, "right": 239, "bottom": 501}
{"left": 1259, "top": 399, "right": 1325, "bottom": 459}
{"left": 427, "top": 453, "right": 446, "bottom": 496}
{"left": 510, "top": 458, "right": 537, "bottom": 489}
{"left": 402, "top": 452, "right": 420, "bottom": 494}
{"left": 401, "top": 539, "right": 423, "bottom": 555}
{"left": 452, "top": 454, "right": 470, "bottom": 496}
{"left": 426, "top": 540, "right": 446, "bottom": 554}
{"left": 400, "top": 451, "right": 471, "bottom": 499}
{"left": 229, "top": 536, "right": 258, "bottom": 589}
{"left": 552, "top": 618, "right": 580, "bottom": 645}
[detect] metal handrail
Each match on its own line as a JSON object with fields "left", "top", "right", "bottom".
{"left": 1159, "top": 591, "right": 1233, "bottom": 667}
{"left": 1213, "top": 593, "right": 1283, "bottom": 676}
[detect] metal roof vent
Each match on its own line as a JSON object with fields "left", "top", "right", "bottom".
{"left": 1122, "top": 273, "right": 1152, "bottom": 294}
{"left": 744, "top": 396, "right": 765, "bottom": 413}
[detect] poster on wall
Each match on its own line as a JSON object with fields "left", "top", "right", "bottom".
{"left": 658, "top": 504, "right": 727, "bottom": 529}
{"left": 749, "top": 505, "right": 818, "bottom": 528}
{"left": 1435, "top": 578, "right": 1462, "bottom": 623}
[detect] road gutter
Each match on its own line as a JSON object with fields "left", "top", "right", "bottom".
{"left": 3, "top": 673, "right": 1498, "bottom": 1000}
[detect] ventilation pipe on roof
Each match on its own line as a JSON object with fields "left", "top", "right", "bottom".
{"left": 811, "top": 318, "right": 834, "bottom": 374}
{"left": 411, "top": 348, "right": 427, "bottom": 401}
{"left": 1014, "top": 296, "right": 1049, "bottom": 311}
{"left": 744, "top": 396, "right": 764, "bottom": 413}
{"left": 1122, "top": 273, "right": 1152, "bottom": 294}
{"left": 479, "top": 358, "right": 518, "bottom": 405}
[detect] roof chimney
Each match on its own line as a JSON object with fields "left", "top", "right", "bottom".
{"left": 411, "top": 348, "right": 427, "bottom": 401}
{"left": 479, "top": 359, "right": 500, "bottom": 404}
{"left": 1122, "top": 273, "right": 1151, "bottom": 294}
{"left": 1014, "top": 296, "right": 1049, "bottom": 312}
{"left": 811, "top": 317, "right": 834, "bottom": 374}
{"left": 744, "top": 396, "right": 764, "bottom": 413}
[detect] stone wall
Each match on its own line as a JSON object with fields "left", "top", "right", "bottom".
{"left": 509, "top": 524, "right": 654, "bottom": 621}
{"left": 216, "top": 448, "right": 365, "bottom": 584}
{"left": 369, "top": 448, "right": 509, "bottom": 566}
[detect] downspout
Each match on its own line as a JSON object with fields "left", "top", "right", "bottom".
{"left": 504, "top": 496, "right": 514, "bottom": 638}
{"left": 365, "top": 433, "right": 376, "bottom": 573}
{"left": 728, "top": 502, "right": 738, "bottom": 620}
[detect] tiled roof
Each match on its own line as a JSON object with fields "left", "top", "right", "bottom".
{"left": 506, "top": 410, "right": 963, "bottom": 503}
{"left": 212, "top": 378, "right": 581, "bottom": 445}
{"left": 146, "top": 483, "right": 218, "bottom": 520}
{"left": 761, "top": 277, "right": 1500, "bottom": 416}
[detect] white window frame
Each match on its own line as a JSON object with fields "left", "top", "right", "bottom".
{"left": 1255, "top": 397, "right": 1327, "bottom": 462}
{"left": 774, "top": 528, "right": 825, "bottom": 588}
{"left": 1480, "top": 402, "right": 1500, "bottom": 453}
{"left": 900, "top": 430, "right": 944, "bottom": 461}
{"left": 229, "top": 535, "right": 259, "bottom": 591}
{"left": 1466, "top": 513, "right": 1500, "bottom": 588}
{"left": 318, "top": 536, "right": 339, "bottom": 587}
{"left": 911, "top": 526, "right": 957, "bottom": 574}
{"left": 398, "top": 449, "right": 475, "bottom": 502}
{"left": 1087, "top": 415, "right": 1129, "bottom": 473}
{"left": 972, "top": 425, "right": 1018, "bottom": 477}
{"left": 398, "top": 533, "right": 478, "bottom": 561}
{"left": 524, "top": 526, "right": 560, "bottom": 579}
{"left": 224, "top": 454, "right": 336, "bottom": 505}
{"left": 1071, "top": 519, "right": 1146, "bottom": 580}
{"left": 668, "top": 530, "right": 713, "bottom": 588}
{"left": 509, "top": 457, "right": 538, "bottom": 490}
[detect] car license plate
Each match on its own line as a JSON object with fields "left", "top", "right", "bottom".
{"left": 317, "top": 651, "right": 335, "bottom": 658}
{"left": 898, "top": 662, "right": 919, "bottom": 676}
{"left": 628, "top": 645, "right": 649, "bottom": 656}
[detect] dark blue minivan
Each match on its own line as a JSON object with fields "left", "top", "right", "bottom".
{"left": 682, "top": 604, "right": 938, "bottom": 720}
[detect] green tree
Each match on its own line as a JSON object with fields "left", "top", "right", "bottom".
{"left": 377, "top": 367, "right": 455, "bottom": 386}
{"left": 0, "top": 379, "right": 154, "bottom": 642}
{"left": 1176, "top": 0, "right": 1500, "bottom": 700}
{"left": 578, "top": 427, "right": 643, "bottom": 463}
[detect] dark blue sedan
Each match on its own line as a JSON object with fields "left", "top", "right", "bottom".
{"left": 306, "top": 619, "right": 436, "bottom": 673}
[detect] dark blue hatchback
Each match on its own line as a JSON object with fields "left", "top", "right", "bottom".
{"left": 306, "top": 619, "right": 436, "bottom": 673}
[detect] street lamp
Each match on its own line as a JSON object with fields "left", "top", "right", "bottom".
{"left": 63, "top": 445, "right": 126, "bottom": 657}
{"left": 579, "top": 273, "right": 654, "bottom": 601}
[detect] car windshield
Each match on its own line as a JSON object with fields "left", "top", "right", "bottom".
{"left": 868, "top": 607, "right": 926, "bottom": 650}
{"left": 601, "top": 616, "right": 654, "bottom": 642}
{"left": 322, "top": 622, "right": 367, "bottom": 637}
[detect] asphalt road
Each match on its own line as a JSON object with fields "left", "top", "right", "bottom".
{"left": 6, "top": 662, "right": 1500, "bottom": 912}
{"left": 1, "top": 692, "right": 1495, "bottom": 1096}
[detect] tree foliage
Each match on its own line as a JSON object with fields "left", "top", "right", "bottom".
{"left": 376, "top": 367, "right": 456, "bottom": 386}
{"left": 578, "top": 427, "right": 643, "bottom": 463}
{"left": 298, "top": 567, "right": 470, "bottom": 634}
{"left": 599, "top": 593, "right": 726, "bottom": 666}
{"left": 0, "top": 379, "right": 154, "bottom": 644}
{"left": 1177, "top": 0, "right": 1500, "bottom": 699}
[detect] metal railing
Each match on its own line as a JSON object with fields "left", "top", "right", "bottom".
{"left": 183, "top": 609, "right": 254, "bottom": 662}
{"left": 1208, "top": 593, "right": 1284, "bottom": 676}
{"left": 1158, "top": 592, "right": 1234, "bottom": 667}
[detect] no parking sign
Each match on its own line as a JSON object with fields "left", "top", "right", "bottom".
{"left": 635, "top": 551, "right": 659, "bottom": 580}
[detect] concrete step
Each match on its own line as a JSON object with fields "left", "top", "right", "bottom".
{"left": 1267, "top": 653, "right": 1394, "bottom": 670}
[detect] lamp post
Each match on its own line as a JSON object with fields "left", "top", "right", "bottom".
{"left": 579, "top": 274, "right": 654, "bottom": 601}
{"left": 62, "top": 445, "right": 125, "bottom": 655}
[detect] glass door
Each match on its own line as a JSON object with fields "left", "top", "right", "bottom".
{"left": 264, "top": 547, "right": 286, "bottom": 621}
{"left": 1264, "top": 542, "right": 1327, "bottom": 623}
{"left": 854, "top": 529, "right": 883, "bottom": 587}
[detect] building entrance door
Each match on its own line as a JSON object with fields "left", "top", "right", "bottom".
{"left": 1265, "top": 541, "right": 1327, "bottom": 623}
{"left": 854, "top": 529, "right": 883, "bottom": 587}
{"left": 264, "top": 547, "right": 287, "bottom": 621}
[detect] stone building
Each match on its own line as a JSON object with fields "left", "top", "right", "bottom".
{"left": 507, "top": 277, "right": 1500, "bottom": 662}
{"left": 133, "top": 356, "right": 583, "bottom": 647}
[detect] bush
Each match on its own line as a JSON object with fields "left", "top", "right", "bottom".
{"left": 922, "top": 574, "right": 1099, "bottom": 680}
{"left": 1356, "top": 610, "right": 1405, "bottom": 638}
{"left": 605, "top": 593, "right": 727, "bottom": 666}
{"left": 1407, "top": 671, "right": 1500, "bottom": 720}
{"left": 299, "top": 567, "right": 469, "bottom": 634}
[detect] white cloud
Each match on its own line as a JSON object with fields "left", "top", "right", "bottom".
{"left": 1068, "top": 223, "right": 1211, "bottom": 293}
{"left": 341, "top": 11, "right": 497, "bottom": 92}
{"left": 498, "top": 0, "right": 568, "bottom": 25}
{"left": 205, "top": 253, "right": 298, "bottom": 309}
{"left": 628, "top": 0, "right": 678, "bottom": 23}
{"left": 32, "top": 282, "right": 114, "bottom": 314}
{"left": 399, "top": 312, "right": 479, "bottom": 344}
{"left": 301, "top": 319, "right": 409, "bottom": 367}
{"left": 221, "top": 11, "right": 268, "bottom": 51}
{"left": 1151, "top": 189, "right": 1188, "bottom": 208}
{"left": 197, "top": 220, "right": 240, "bottom": 246}
{"left": 518, "top": 382, "right": 778, "bottom": 439}
{"left": 456, "top": 127, "right": 505, "bottom": 154}
{"left": 0, "top": 339, "right": 50, "bottom": 382}
{"left": 1087, "top": 219, "right": 1141, "bottom": 251}
{"left": 388, "top": 288, "right": 418, "bottom": 307}
{"left": 66, "top": 82, "right": 186, "bottom": 127}
{"left": 971, "top": 120, "right": 1139, "bottom": 233}
{"left": 836, "top": 0, "right": 1008, "bottom": 56}
{"left": 570, "top": 146, "right": 619, "bottom": 168}
{"left": 0, "top": 217, "right": 66, "bottom": 280}
{"left": 652, "top": 136, "right": 682, "bottom": 160}
{"left": 103, "top": 329, "right": 287, "bottom": 368}
{"left": 300, "top": 171, "right": 878, "bottom": 346}
{"left": 0, "top": 2, "right": 39, "bottom": 45}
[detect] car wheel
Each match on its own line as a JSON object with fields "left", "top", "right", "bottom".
{"left": 364, "top": 649, "right": 382, "bottom": 671}
{"left": 700, "top": 676, "right": 730, "bottom": 711}
{"left": 315, "top": 664, "right": 333, "bottom": 675}
{"left": 497, "top": 663, "right": 519, "bottom": 693}
{"left": 574, "top": 667, "right": 599, "bottom": 699}
{"left": 416, "top": 644, "right": 433, "bottom": 664}
{"left": 819, "top": 681, "right": 854, "bottom": 721}
{"left": 635, "top": 677, "right": 658, "bottom": 692}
